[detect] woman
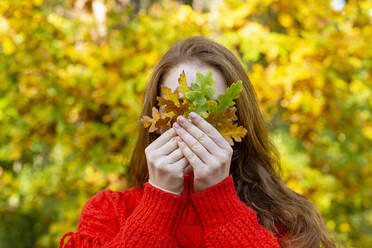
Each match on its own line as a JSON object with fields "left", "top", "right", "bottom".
{"left": 59, "top": 36, "right": 337, "bottom": 248}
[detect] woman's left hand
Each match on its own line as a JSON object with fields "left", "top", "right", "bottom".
{"left": 172, "top": 112, "right": 233, "bottom": 193}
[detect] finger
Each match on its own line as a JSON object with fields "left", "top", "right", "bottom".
{"left": 156, "top": 136, "right": 179, "bottom": 155}
{"left": 177, "top": 137, "right": 206, "bottom": 175}
{"left": 189, "top": 112, "right": 231, "bottom": 150}
{"left": 173, "top": 122, "right": 215, "bottom": 165}
{"left": 165, "top": 148, "right": 184, "bottom": 164}
{"left": 149, "top": 127, "right": 177, "bottom": 150}
{"left": 171, "top": 157, "right": 189, "bottom": 170}
{"left": 176, "top": 115, "right": 223, "bottom": 156}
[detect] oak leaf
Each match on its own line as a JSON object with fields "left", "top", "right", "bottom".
{"left": 139, "top": 70, "right": 247, "bottom": 146}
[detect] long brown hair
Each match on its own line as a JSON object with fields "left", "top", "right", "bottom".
{"left": 128, "top": 36, "right": 339, "bottom": 248}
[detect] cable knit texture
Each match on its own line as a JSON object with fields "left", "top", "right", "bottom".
{"left": 59, "top": 172, "right": 287, "bottom": 247}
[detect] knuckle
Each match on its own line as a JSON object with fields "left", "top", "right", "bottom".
{"left": 173, "top": 136, "right": 180, "bottom": 143}
{"left": 158, "top": 165, "right": 168, "bottom": 173}
{"left": 183, "top": 119, "right": 191, "bottom": 127}
{"left": 208, "top": 166, "right": 217, "bottom": 175}
{"left": 166, "top": 126, "right": 175, "bottom": 135}
{"left": 210, "top": 158, "right": 220, "bottom": 168}
{"left": 197, "top": 170, "right": 208, "bottom": 179}
{"left": 146, "top": 153, "right": 154, "bottom": 163}
{"left": 191, "top": 141, "right": 201, "bottom": 151}
{"left": 206, "top": 130, "right": 215, "bottom": 138}
{"left": 153, "top": 157, "right": 163, "bottom": 168}
{"left": 155, "top": 164, "right": 169, "bottom": 173}
{"left": 181, "top": 157, "right": 188, "bottom": 164}
{"left": 173, "top": 172, "right": 184, "bottom": 181}
{"left": 217, "top": 152, "right": 229, "bottom": 162}
{"left": 197, "top": 132, "right": 208, "bottom": 143}
{"left": 153, "top": 157, "right": 173, "bottom": 172}
{"left": 164, "top": 133, "right": 173, "bottom": 141}
{"left": 169, "top": 136, "right": 177, "bottom": 144}
{"left": 185, "top": 152, "right": 195, "bottom": 161}
{"left": 177, "top": 148, "right": 184, "bottom": 157}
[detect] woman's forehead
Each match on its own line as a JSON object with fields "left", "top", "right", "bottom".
{"left": 160, "top": 62, "right": 227, "bottom": 99}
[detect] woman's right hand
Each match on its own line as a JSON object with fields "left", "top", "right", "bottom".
{"left": 145, "top": 126, "right": 189, "bottom": 194}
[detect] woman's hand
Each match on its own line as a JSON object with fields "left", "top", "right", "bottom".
{"left": 145, "top": 127, "right": 189, "bottom": 194}
{"left": 172, "top": 112, "right": 233, "bottom": 193}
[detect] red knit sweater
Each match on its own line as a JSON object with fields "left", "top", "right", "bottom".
{"left": 59, "top": 172, "right": 287, "bottom": 247}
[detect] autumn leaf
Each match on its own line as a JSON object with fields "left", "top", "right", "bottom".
{"left": 139, "top": 70, "right": 247, "bottom": 146}
{"left": 216, "top": 80, "right": 243, "bottom": 113}
{"left": 139, "top": 107, "right": 171, "bottom": 134}
{"left": 177, "top": 70, "right": 191, "bottom": 105}
{"left": 185, "top": 70, "right": 218, "bottom": 118}
{"left": 220, "top": 121, "right": 248, "bottom": 146}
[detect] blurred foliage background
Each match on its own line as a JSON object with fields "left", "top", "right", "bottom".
{"left": 0, "top": 0, "right": 371, "bottom": 247}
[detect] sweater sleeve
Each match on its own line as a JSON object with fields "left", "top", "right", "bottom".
{"left": 148, "top": 179, "right": 182, "bottom": 195}
{"left": 59, "top": 182, "right": 186, "bottom": 248}
{"left": 190, "top": 174, "right": 281, "bottom": 248}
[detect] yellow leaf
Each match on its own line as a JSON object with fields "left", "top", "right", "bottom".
{"left": 279, "top": 13, "right": 293, "bottom": 28}
{"left": 0, "top": 17, "right": 9, "bottom": 33}
{"left": 177, "top": 70, "right": 191, "bottom": 104}
{"left": 2, "top": 37, "right": 15, "bottom": 55}
{"left": 220, "top": 122, "right": 247, "bottom": 146}
{"left": 33, "top": 0, "right": 43, "bottom": 6}
{"left": 327, "top": 220, "right": 336, "bottom": 230}
{"left": 160, "top": 85, "right": 180, "bottom": 107}
{"left": 339, "top": 222, "right": 350, "bottom": 233}
{"left": 362, "top": 126, "right": 372, "bottom": 141}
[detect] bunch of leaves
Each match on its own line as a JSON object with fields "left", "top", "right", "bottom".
{"left": 139, "top": 70, "right": 247, "bottom": 146}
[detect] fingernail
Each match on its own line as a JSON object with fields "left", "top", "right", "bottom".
{"left": 189, "top": 112, "right": 197, "bottom": 119}
{"left": 173, "top": 122, "right": 181, "bottom": 129}
{"left": 178, "top": 115, "right": 187, "bottom": 124}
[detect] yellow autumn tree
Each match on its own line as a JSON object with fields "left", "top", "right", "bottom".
{"left": 0, "top": 0, "right": 371, "bottom": 247}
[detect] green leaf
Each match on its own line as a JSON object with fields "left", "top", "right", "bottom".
{"left": 216, "top": 80, "right": 243, "bottom": 113}
{"left": 185, "top": 70, "right": 217, "bottom": 117}
{"left": 185, "top": 70, "right": 242, "bottom": 119}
